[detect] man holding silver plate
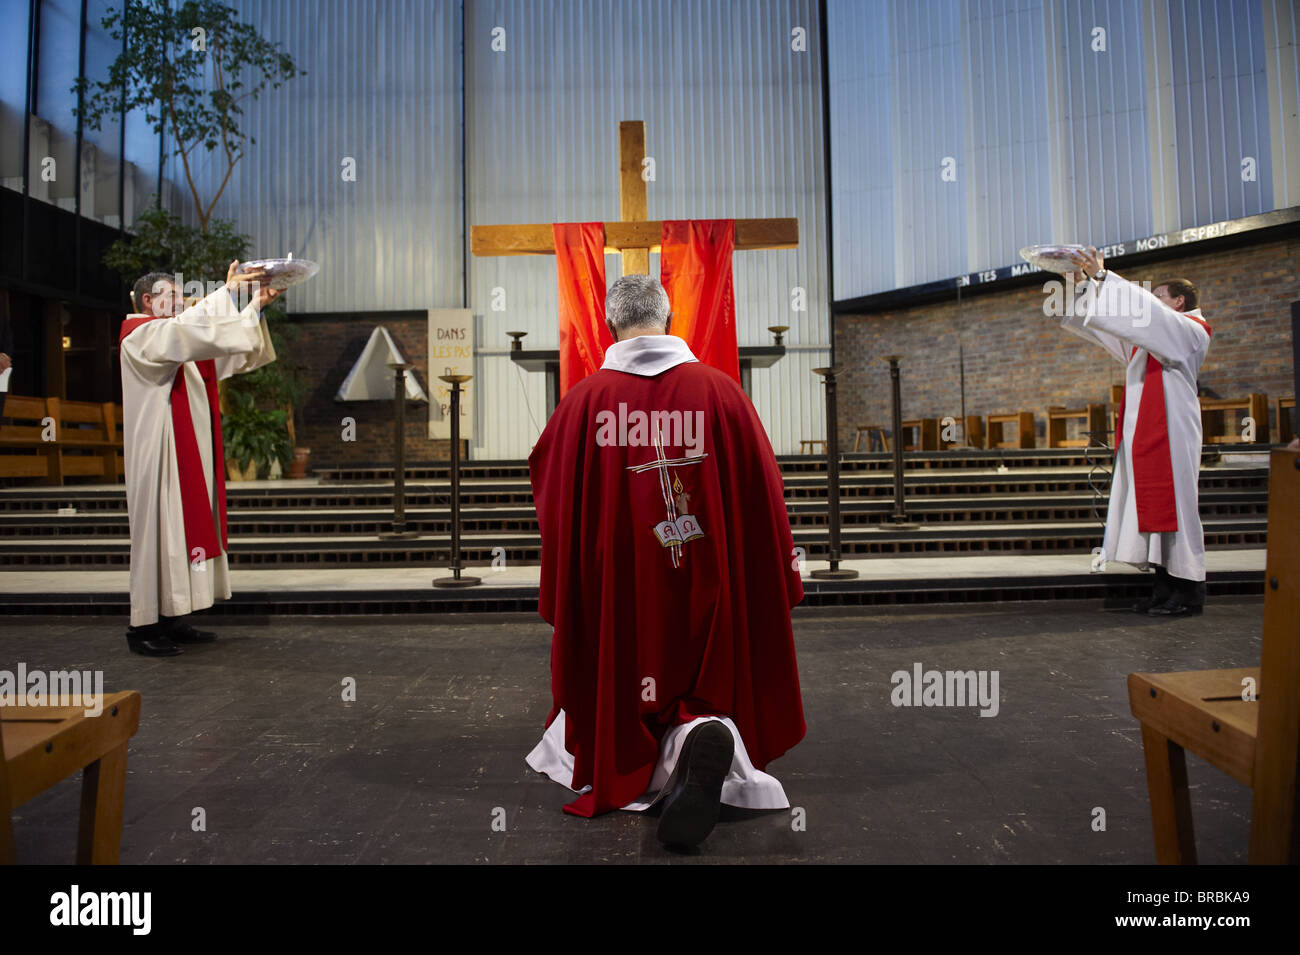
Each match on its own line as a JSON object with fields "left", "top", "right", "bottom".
{"left": 119, "top": 257, "right": 314, "bottom": 656}
{"left": 1044, "top": 245, "right": 1212, "bottom": 616}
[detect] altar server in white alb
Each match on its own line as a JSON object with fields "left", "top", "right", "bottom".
{"left": 119, "top": 263, "right": 281, "bottom": 656}
{"left": 1061, "top": 247, "right": 1210, "bottom": 616}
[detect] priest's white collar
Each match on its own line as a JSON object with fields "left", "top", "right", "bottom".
{"left": 601, "top": 334, "right": 699, "bottom": 378}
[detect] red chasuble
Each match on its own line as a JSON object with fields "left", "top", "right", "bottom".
{"left": 529, "top": 358, "right": 805, "bottom": 817}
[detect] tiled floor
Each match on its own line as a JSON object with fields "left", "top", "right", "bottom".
{"left": 3, "top": 600, "right": 1261, "bottom": 864}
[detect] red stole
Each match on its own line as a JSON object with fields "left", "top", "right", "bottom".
{"left": 1114, "top": 312, "right": 1212, "bottom": 533}
{"left": 120, "top": 315, "right": 229, "bottom": 558}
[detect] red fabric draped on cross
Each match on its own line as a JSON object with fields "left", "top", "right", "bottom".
{"left": 660, "top": 219, "right": 739, "bottom": 384}
{"left": 554, "top": 223, "right": 611, "bottom": 397}
{"left": 1115, "top": 312, "right": 1212, "bottom": 534}
{"left": 553, "top": 219, "right": 740, "bottom": 396}
{"left": 120, "top": 316, "right": 229, "bottom": 558}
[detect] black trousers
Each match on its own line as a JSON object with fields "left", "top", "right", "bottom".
{"left": 1154, "top": 565, "right": 1205, "bottom": 604}
{"left": 127, "top": 613, "right": 190, "bottom": 637}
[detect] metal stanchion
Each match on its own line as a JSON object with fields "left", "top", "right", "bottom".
{"left": 811, "top": 366, "right": 858, "bottom": 580}
{"left": 381, "top": 362, "right": 419, "bottom": 540}
{"left": 432, "top": 373, "right": 481, "bottom": 588}
{"left": 882, "top": 355, "right": 910, "bottom": 524}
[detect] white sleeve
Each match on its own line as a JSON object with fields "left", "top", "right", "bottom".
{"left": 1081, "top": 272, "right": 1209, "bottom": 370}
{"left": 124, "top": 287, "right": 262, "bottom": 373}
{"left": 1060, "top": 297, "right": 1132, "bottom": 366}
{"left": 213, "top": 307, "right": 277, "bottom": 381}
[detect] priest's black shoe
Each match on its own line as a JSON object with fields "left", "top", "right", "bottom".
{"left": 1133, "top": 566, "right": 1173, "bottom": 613}
{"left": 1147, "top": 590, "right": 1203, "bottom": 616}
{"left": 167, "top": 621, "right": 217, "bottom": 644}
{"left": 126, "top": 630, "right": 184, "bottom": 657}
{"left": 656, "top": 720, "right": 734, "bottom": 849}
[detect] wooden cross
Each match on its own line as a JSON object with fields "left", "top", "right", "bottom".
{"left": 470, "top": 120, "right": 799, "bottom": 276}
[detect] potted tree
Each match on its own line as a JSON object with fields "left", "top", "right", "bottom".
{"left": 221, "top": 388, "right": 292, "bottom": 481}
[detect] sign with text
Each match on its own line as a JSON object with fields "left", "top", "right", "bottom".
{"left": 427, "top": 308, "right": 474, "bottom": 441}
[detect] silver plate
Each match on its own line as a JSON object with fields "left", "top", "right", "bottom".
{"left": 236, "top": 257, "right": 320, "bottom": 291}
{"left": 1018, "top": 244, "right": 1086, "bottom": 274}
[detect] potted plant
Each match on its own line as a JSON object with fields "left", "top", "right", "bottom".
{"left": 222, "top": 389, "right": 291, "bottom": 481}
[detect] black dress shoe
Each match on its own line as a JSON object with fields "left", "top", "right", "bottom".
{"left": 1133, "top": 566, "right": 1173, "bottom": 613}
{"left": 1147, "top": 590, "right": 1203, "bottom": 616}
{"left": 126, "top": 633, "right": 184, "bottom": 656}
{"left": 167, "top": 622, "right": 216, "bottom": 644}
{"left": 656, "top": 721, "right": 734, "bottom": 848}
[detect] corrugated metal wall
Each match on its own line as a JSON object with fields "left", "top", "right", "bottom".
{"left": 1165, "top": 0, "right": 1274, "bottom": 224}
{"left": 888, "top": 0, "right": 969, "bottom": 287}
{"left": 185, "top": 0, "right": 829, "bottom": 458}
{"left": 465, "top": 0, "right": 829, "bottom": 457}
{"left": 1043, "top": 0, "right": 1154, "bottom": 246}
{"left": 964, "top": 0, "right": 1054, "bottom": 266}
{"left": 830, "top": 0, "right": 1300, "bottom": 301}
{"left": 178, "top": 0, "right": 464, "bottom": 315}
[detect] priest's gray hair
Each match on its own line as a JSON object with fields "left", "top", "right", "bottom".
{"left": 606, "top": 274, "right": 671, "bottom": 332}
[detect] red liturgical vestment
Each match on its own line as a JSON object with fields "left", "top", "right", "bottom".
{"left": 528, "top": 334, "right": 805, "bottom": 817}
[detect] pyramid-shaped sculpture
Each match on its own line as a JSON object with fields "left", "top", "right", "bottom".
{"left": 335, "top": 326, "right": 429, "bottom": 402}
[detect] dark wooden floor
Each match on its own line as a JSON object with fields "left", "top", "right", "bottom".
{"left": 4, "top": 601, "right": 1261, "bottom": 864}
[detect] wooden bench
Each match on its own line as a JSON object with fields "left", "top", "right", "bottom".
{"left": 1278, "top": 396, "right": 1295, "bottom": 444}
{"left": 964, "top": 415, "right": 985, "bottom": 450}
{"left": 1199, "top": 393, "right": 1269, "bottom": 445}
{"left": 853, "top": 426, "right": 888, "bottom": 452}
{"left": 0, "top": 395, "right": 124, "bottom": 485}
{"left": 1, "top": 691, "right": 142, "bottom": 864}
{"left": 986, "top": 412, "right": 1036, "bottom": 449}
{"left": 1128, "top": 448, "right": 1299, "bottom": 863}
{"left": 900, "top": 418, "right": 939, "bottom": 451}
{"left": 1047, "top": 404, "right": 1107, "bottom": 448}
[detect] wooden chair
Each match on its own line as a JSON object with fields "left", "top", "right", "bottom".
{"left": 1047, "top": 404, "right": 1107, "bottom": 448}
{"left": 0, "top": 396, "right": 125, "bottom": 485}
{"left": 1199, "top": 393, "right": 1269, "bottom": 445}
{"left": 1109, "top": 384, "right": 1124, "bottom": 442}
{"left": 1278, "top": 397, "right": 1295, "bottom": 444}
{"left": 900, "top": 418, "right": 939, "bottom": 451}
{"left": 800, "top": 439, "right": 826, "bottom": 454}
{"left": 986, "top": 411, "right": 1036, "bottom": 449}
{"left": 0, "top": 395, "right": 59, "bottom": 484}
{"left": 50, "top": 398, "right": 124, "bottom": 483}
{"left": 1128, "top": 449, "right": 1300, "bottom": 863}
{"left": 853, "top": 426, "right": 887, "bottom": 452}
{"left": 1, "top": 691, "right": 142, "bottom": 864}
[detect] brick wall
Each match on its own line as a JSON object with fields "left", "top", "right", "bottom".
{"left": 834, "top": 236, "right": 1299, "bottom": 448}
{"left": 289, "top": 314, "right": 459, "bottom": 468}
